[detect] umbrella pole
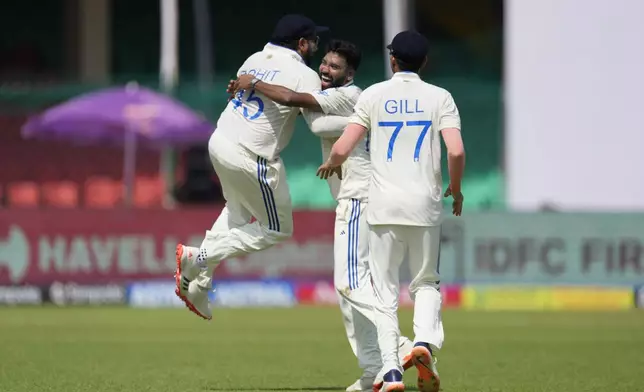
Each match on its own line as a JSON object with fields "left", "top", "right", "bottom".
{"left": 160, "top": 0, "right": 179, "bottom": 209}
{"left": 123, "top": 129, "right": 137, "bottom": 207}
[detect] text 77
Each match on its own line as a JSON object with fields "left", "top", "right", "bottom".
{"left": 378, "top": 120, "right": 432, "bottom": 162}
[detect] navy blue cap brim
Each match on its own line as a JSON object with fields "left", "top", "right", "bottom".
{"left": 316, "top": 26, "right": 330, "bottom": 34}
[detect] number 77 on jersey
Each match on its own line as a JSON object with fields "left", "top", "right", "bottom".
{"left": 378, "top": 120, "right": 432, "bottom": 162}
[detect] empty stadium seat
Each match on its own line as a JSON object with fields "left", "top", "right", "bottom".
{"left": 42, "top": 181, "right": 79, "bottom": 208}
{"left": 7, "top": 181, "right": 39, "bottom": 207}
{"left": 84, "top": 177, "right": 122, "bottom": 208}
{"left": 133, "top": 176, "right": 165, "bottom": 207}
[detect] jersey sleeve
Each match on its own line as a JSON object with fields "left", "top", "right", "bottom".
{"left": 310, "top": 88, "right": 356, "bottom": 115}
{"left": 438, "top": 93, "right": 461, "bottom": 131}
{"left": 302, "top": 110, "right": 348, "bottom": 137}
{"left": 348, "top": 91, "right": 372, "bottom": 130}
{"left": 235, "top": 56, "right": 253, "bottom": 76}
{"left": 297, "top": 70, "right": 323, "bottom": 94}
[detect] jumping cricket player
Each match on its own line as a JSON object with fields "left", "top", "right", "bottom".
{"left": 317, "top": 30, "right": 466, "bottom": 392}
{"left": 234, "top": 39, "right": 414, "bottom": 391}
{"left": 173, "top": 14, "right": 329, "bottom": 320}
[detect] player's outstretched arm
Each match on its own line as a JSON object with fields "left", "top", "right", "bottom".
{"left": 235, "top": 74, "right": 323, "bottom": 111}
{"left": 330, "top": 123, "right": 367, "bottom": 163}
{"left": 304, "top": 112, "right": 349, "bottom": 137}
{"left": 441, "top": 128, "right": 465, "bottom": 216}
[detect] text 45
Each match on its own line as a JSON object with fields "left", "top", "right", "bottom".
{"left": 378, "top": 120, "right": 432, "bottom": 162}
{"left": 231, "top": 89, "right": 264, "bottom": 120}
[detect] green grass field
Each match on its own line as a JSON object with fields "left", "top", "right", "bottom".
{"left": 0, "top": 307, "right": 642, "bottom": 392}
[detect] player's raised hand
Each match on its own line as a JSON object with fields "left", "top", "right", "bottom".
{"left": 226, "top": 79, "right": 238, "bottom": 95}
{"left": 226, "top": 79, "right": 238, "bottom": 102}
{"left": 444, "top": 186, "right": 464, "bottom": 216}
{"left": 316, "top": 162, "right": 343, "bottom": 180}
{"left": 236, "top": 74, "right": 256, "bottom": 90}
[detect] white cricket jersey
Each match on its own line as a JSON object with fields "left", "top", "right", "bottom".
{"left": 215, "top": 43, "right": 321, "bottom": 161}
{"left": 349, "top": 72, "right": 461, "bottom": 226}
{"left": 303, "top": 84, "right": 369, "bottom": 202}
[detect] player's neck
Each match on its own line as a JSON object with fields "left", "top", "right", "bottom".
{"left": 266, "top": 42, "right": 305, "bottom": 63}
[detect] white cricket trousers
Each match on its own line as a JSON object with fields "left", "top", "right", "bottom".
{"left": 335, "top": 199, "right": 411, "bottom": 377}
{"left": 194, "top": 131, "right": 292, "bottom": 288}
{"left": 369, "top": 224, "right": 444, "bottom": 374}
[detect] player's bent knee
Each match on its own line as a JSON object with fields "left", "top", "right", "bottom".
{"left": 408, "top": 284, "right": 441, "bottom": 300}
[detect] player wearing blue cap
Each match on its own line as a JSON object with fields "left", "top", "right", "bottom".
{"left": 173, "top": 15, "right": 329, "bottom": 320}
{"left": 317, "top": 30, "right": 466, "bottom": 392}
{"left": 232, "top": 39, "right": 416, "bottom": 392}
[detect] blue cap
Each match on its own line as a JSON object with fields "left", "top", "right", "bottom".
{"left": 386, "top": 30, "right": 429, "bottom": 64}
{"left": 271, "top": 14, "right": 329, "bottom": 43}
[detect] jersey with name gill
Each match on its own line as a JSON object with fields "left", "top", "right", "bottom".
{"left": 349, "top": 72, "right": 461, "bottom": 227}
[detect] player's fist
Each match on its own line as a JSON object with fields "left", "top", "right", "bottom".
{"left": 236, "top": 74, "right": 255, "bottom": 90}
{"left": 444, "top": 186, "right": 463, "bottom": 216}
{"left": 226, "top": 79, "right": 237, "bottom": 94}
{"left": 226, "top": 79, "right": 238, "bottom": 102}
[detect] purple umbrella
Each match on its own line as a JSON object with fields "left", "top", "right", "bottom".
{"left": 21, "top": 83, "right": 215, "bottom": 206}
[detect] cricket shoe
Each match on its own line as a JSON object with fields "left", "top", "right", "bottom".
{"left": 373, "top": 338, "right": 415, "bottom": 390}
{"left": 174, "top": 244, "right": 209, "bottom": 319}
{"left": 411, "top": 344, "right": 440, "bottom": 392}
{"left": 180, "top": 280, "right": 212, "bottom": 320}
{"left": 399, "top": 337, "right": 415, "bottom": 371}
{"left": 346, "top": 375, "right": 376, "bottom": 392}
{"left": 373, "top": 370, "right": 404, "bottom": 392}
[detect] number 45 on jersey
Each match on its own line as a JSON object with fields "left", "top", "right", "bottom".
{"left": 231, "top": 89, "right": 265, "bottom": 120}
{"left": 378, "top": 120, "right": 432, "bottom": 162}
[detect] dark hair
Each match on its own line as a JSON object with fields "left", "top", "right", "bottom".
{"left": 325, "top": 39, "right": 362, "bottom": 71}
{"left": 270, "top": 34, "right": 318, "bottom": 51}
{"left": 394, "top": 57, "right": 424, "bottom": 73}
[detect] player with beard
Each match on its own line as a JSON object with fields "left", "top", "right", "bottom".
{"left": 173, "top": 14, "right": 328, "bottom": 320}
{"left": 232, "top": 40, "right": 414, "bottom": 391}
{"left": 316, "top": 30, "right": 465, "bottom": 392}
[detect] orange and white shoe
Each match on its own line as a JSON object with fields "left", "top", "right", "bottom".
{"left": 373, "top": 370, "right": 404, "bottom": 392}
{"left": 182, "top": 280, "right": 212, "bottom": 320}
{"left": 174, "top": 244, "right": 210, "bottom": 320}
{"left": 400, "top": 338, "right": 415, "bottom": 371}
{"left": 373, "top": 338, "right": 415, "bottom": 390}
{"left": 346, "top": 375, "right": 377, "bottom": 392}
{"left": 410, "top": 344, "right": 440, "bottom": 392}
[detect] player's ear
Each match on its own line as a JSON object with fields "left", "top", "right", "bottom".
{"left": 297, "top": 37, "right": 308, "bottom": 51}
{"left": 346, "top": 68, "right": 355, "bottom": 82}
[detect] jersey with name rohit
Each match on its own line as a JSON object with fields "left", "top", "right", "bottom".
{"left": 349, "top": 72, "right": 461, "bottom": 227}
{"left": 309, "top": 84, "right": 368, "bottom": 202}
{"left": 215, "top": 43, "right": 321, "bottom": 161}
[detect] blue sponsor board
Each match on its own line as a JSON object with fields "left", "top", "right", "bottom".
{"left": 127, "top": 280, "right": 296, "bottom": 308}
{"left": 212, "top": 280, "right": 296, "bottom": 308}
{"left": 127, "top": 281, "right": 185, "bottom": 308}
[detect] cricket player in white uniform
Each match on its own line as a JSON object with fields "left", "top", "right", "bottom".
{"left": 234, "top": 39, "right": 414, "bottom": 391}
{"left": 317, "top": 31, "right": 466, "bottom": 392}
{"left": 173, "top": 14, "right": 329, "bottom": 320}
